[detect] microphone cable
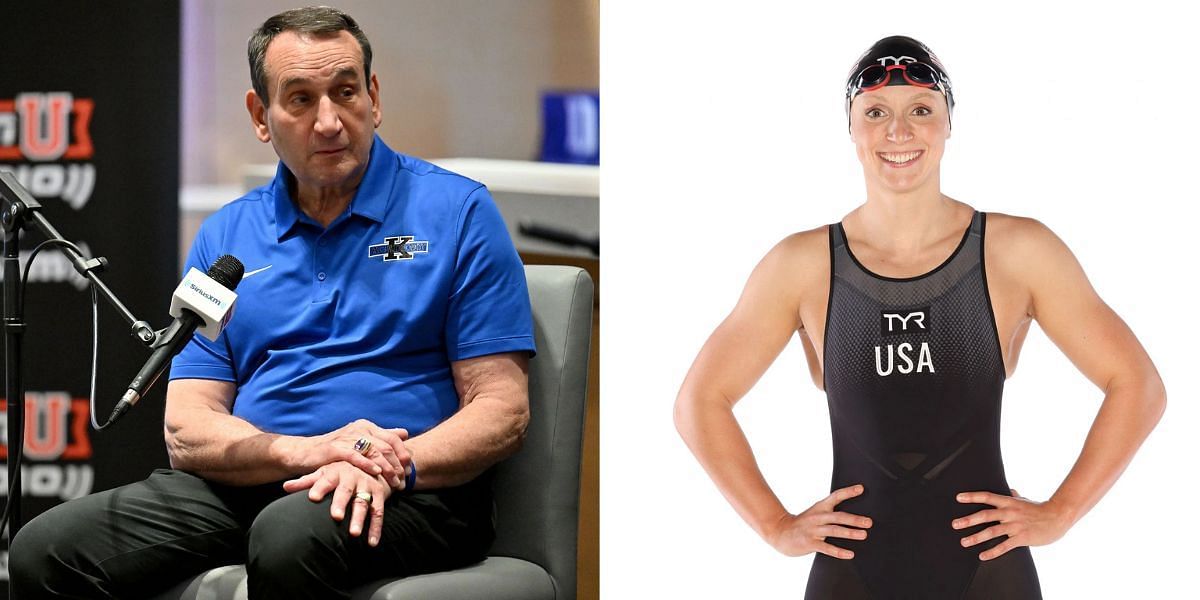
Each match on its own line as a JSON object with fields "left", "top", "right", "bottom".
{"left": 1, "top": 237, "right": 103, "bottom": 537}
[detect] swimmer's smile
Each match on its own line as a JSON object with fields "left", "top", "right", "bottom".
{"left": 879, "top": 150, "right": 924, "bottom": 167}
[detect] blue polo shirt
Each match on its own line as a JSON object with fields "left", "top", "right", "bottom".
{"left": 169, "top": 136, "right": 535, "bottom": 437}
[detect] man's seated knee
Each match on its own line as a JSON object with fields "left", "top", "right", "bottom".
{"left": 248, "top": 492, "right": 348, "bottom": 557}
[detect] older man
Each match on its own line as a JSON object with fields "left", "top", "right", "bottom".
{"left": 10, "top": 7, "right": 534, "bottom": 599}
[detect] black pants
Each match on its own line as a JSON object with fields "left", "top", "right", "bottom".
{"left": 9, "top": 469, "right": 494, "bottom": 599}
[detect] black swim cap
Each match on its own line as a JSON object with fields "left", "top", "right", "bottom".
{"left": 845, "top": 35, "right": 954, "bottom": 127}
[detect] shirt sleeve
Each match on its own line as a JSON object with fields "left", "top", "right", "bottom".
{"left": 168, "top": 216, "right": 238, "bottom": 382}
{"left": 445, "top": 185, "right": 536, "bottom": 361}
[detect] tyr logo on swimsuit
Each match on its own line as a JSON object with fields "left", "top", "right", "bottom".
{"left": 880, "top": 307, "right": 929, "bottom": 336}
{"left": 876, "top": 308, "right": 934, "bottom": 376}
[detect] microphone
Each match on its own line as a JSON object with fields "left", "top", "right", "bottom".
{"left": 105, "top": 255, "right": 244, "bottom": 426}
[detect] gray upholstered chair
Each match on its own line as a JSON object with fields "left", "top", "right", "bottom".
{"left": 154, "top": 265, "right": 594, "bottom": 600}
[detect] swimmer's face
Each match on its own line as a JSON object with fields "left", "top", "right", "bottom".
{"left": 849, "top": 85, "right": 951, "bottom": 195}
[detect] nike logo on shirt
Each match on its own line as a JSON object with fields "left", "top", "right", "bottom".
{"left": 243, "top": 265, "right": 274, "bottom": 278}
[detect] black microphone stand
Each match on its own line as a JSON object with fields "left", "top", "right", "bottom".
{"left": 1, "top": 171, "right": 156, "bottom": 552}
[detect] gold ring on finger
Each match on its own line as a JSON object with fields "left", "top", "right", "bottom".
{"left": 353, "top": 437, "right": 373, "bottom": 456}
{"left": 354, "top": 491, "right": 373, "bottom": 504}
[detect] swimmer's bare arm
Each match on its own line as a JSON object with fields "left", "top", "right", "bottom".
{"left": 674, "top": 228, "right": 873, "bottom": 559}
{"left": 955, "top": 216, "right": 1165, "bottom": 559}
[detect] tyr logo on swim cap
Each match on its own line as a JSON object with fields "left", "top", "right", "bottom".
{"left": 845, "top": 35, "right": 954, "bottom": 129}
{"left": 874, "top": 55, "right": 919, "bottom": 66}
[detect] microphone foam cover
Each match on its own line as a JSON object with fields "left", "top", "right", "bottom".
{"left": 208, "top": 255, "right": 245, "bottom": 290}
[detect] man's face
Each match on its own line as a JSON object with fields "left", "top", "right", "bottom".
{"left": 247, "top": 30, "right": 382, "bottom": 197}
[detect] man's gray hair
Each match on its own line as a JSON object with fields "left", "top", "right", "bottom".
{"left": 248, "top": 6, "right": 373, "bottom": 103}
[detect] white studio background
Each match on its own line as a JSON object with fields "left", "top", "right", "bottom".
{"left": 602, "top": 2, "right": 1196, "bottom": 598}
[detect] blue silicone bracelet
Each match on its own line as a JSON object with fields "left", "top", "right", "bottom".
{"left": 406, "top": 459, "right": 418, "bottom": 492}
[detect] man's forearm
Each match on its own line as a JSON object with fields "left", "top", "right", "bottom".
{"left": 166, "top": 353, "right": 530, "bottom": 490}
{"left": 165, "top": 404, "right": 310, "bottom": 486}
{"left": 403, "top": 352, "right": 530, "bottom": 490}
{"left": 405, "top": 394, "right": 529, "bottom": 489}
{"left": 167, "top": 399, "right": 526, "bottom": 490}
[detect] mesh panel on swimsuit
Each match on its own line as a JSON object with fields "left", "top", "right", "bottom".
{"left": 806, "top": 211, "right": 1042, "bottom": 600}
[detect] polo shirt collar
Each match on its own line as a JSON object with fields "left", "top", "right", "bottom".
{"left": 271, "top": 134, "right": 397, "bottom": 240}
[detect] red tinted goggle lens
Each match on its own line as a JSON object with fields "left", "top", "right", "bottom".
{"left": 855, "top": 63, "right": 940, "bottom": 92}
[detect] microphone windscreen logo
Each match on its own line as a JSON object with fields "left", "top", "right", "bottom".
{"left": 170, "top": 260, "right": 241, "bottom": 341}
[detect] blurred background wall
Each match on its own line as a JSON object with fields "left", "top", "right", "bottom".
{"left": 181, "top": 0, "right": 599, "bottom": 185}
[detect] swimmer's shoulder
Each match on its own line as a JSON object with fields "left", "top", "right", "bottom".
{"left": 743, "top": 225, "right": 832, "bottom": 306}
{"left": 983, "top": 211, "right": 1082, "bottom": 287}
{"left": 983, "top": 211, "right": 1071, "bottom": 258}
{"left": 764, "top": 224, "right": 833, "bottom": 277}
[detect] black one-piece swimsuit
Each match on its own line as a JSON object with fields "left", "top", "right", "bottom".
{"left": 805, "top": 211, "right": 1043, "bottom": 599}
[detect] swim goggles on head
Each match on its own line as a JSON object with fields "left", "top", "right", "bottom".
{"left": 854, "top": 62, "right": 936, "bottom": 90}
{"left": 850, "top": 62, "right": 942, "bottom": 93}
{"left": 844, "top": 61, "right": 952, "bottom": 118}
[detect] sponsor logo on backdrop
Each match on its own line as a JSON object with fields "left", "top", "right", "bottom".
{"left": 0, "top": 392, "right": 95, "bottom": 502}
{"left": 0, "top": 92, "right": 96, "bottom": 209}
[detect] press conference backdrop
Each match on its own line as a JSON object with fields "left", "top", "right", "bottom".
{"left": 0, "top": 2, "right": 181, "bottom": 589}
